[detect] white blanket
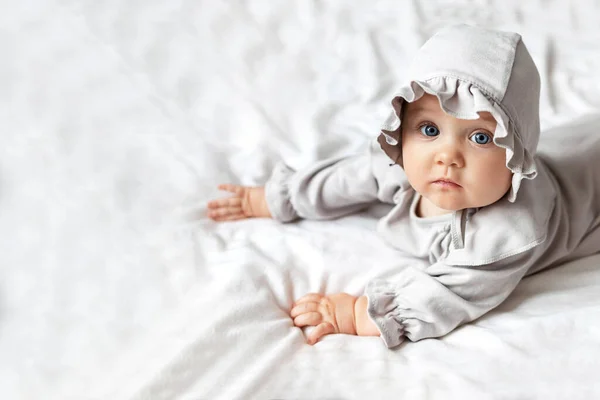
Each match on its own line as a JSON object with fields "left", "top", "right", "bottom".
{"left": 1, "top": 1, "right": 600, "bottom": 399}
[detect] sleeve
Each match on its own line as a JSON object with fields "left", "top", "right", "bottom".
{"left": 264, "top": 138, "right": 409, "bottom": 222}
{"left": 365, "top": 248, "right": 538, "bottom": 348}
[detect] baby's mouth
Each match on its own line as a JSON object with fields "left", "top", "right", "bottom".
{"left": 431, "top": 178, "right": 462, "bottom": 188}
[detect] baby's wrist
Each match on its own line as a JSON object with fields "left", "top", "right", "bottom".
{"left": 332, "top": 293, "right": 358, "bottom": 335}
{"left": 250, "top": 186, "right": 272, "bottom": 218}
{"left": 354, "top": 296, "right": 381, "bottom": 337}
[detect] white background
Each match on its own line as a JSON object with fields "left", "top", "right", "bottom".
{"left": 1, "top": 1, "right": 600, "bottom": 399}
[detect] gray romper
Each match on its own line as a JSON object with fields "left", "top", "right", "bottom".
{"left": 265, "top": 25, "right": 600, "bottom": 348}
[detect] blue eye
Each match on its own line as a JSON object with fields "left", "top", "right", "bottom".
{"left": 420, "top": 125, "right": 439, "bottom": 137}
{"left": 471, "top": 132, "right": 492, "bottom": 145}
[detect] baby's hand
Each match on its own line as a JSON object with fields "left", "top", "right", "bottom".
{"left": 207, "top": 184, "right": 272, "bottom": 221}
{"left": 290, "top": 293, "right": 357, "bottom": 345}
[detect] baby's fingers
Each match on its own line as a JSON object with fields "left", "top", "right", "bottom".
{"left": 207, "top": 207, "right": 244, "bottom": 221}
{"left": 207, "top": 197, "right": 242, "bottom": 209}
{"left": 290, "top": 301, "right": 319, "bottom": 318}
{"left": 293, "top": 293, "right": 323, "bottom": 307}
{"left": 307, "top": 322, "right": 336, "bottom": 345}
{"left": 214, "top": 213, "right": 247, "bottom": 222}
{"left": 218, "top": 184, "right": 245, "bottom": 196}
{"left": 293, "top": 311, "right": 322, "bottom": 327}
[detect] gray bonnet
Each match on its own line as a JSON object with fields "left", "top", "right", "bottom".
{"left": 378, "top": 24, "right": 541, "bottom": 202}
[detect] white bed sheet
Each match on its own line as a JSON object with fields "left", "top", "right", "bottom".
{"left": 1, "top": 1, "right": 600, "bottom": 399}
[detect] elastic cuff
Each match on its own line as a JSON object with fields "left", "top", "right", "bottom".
{"left": 264, "top": 162, "right": 299, "bottom": 222}
{"left": 365, "top": 289, "right": 406, "bottom": 348}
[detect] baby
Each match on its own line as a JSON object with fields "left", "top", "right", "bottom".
{"left": 207, "top": 24, "right": 600, "bottom": 348}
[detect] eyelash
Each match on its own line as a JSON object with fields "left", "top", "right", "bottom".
{"left": 416, "top": 121, "right": 436, "bottom": 132}
{"left": 415, "top": 122, "right": 493, "bottom": 143}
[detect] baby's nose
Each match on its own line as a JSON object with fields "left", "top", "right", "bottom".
{"left": 434, "top": 144, "right": 464, "bottom": 168}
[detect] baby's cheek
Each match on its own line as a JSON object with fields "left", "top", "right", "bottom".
{"left": 404, "top": 166, "right": 425, "bottom": 192}
{"left": 475, "top": 166, "right": 511, "bottom": 205}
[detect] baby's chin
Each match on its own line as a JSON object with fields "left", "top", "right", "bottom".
{"left": 419, "top": 184, "right": 507, "bottom": 213}
{"left": 425, "top": 194, "right": 478, "bottom": 213}
{"left": 429, "top": 195, "right": 499, "bottom": 212}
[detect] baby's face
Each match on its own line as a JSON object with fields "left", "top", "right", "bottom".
{"left": 401, "top": 93, "right": 512, "bottom": 212}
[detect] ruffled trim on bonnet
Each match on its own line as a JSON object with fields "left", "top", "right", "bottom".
{"left": 378, "top": 76, "right": 538, "bottom": 202}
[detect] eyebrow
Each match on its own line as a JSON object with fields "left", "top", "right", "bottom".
{"left": 407, "top": 103, "right": 435, "bottom": 114}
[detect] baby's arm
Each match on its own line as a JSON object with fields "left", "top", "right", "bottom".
{"left": 366, "top": 249, "right": 538, "bottom": 348}
{"left": 209, "top": 138, "right": 408, "bottom": 224}
{"left": 290, "top": 293, "right": 379, "bottom": 345}
{"left": 265, "top": 138, "right": 407, "bottom": 222}
{"left": 290, "top": 247, "right": 539, "bottom": 346}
